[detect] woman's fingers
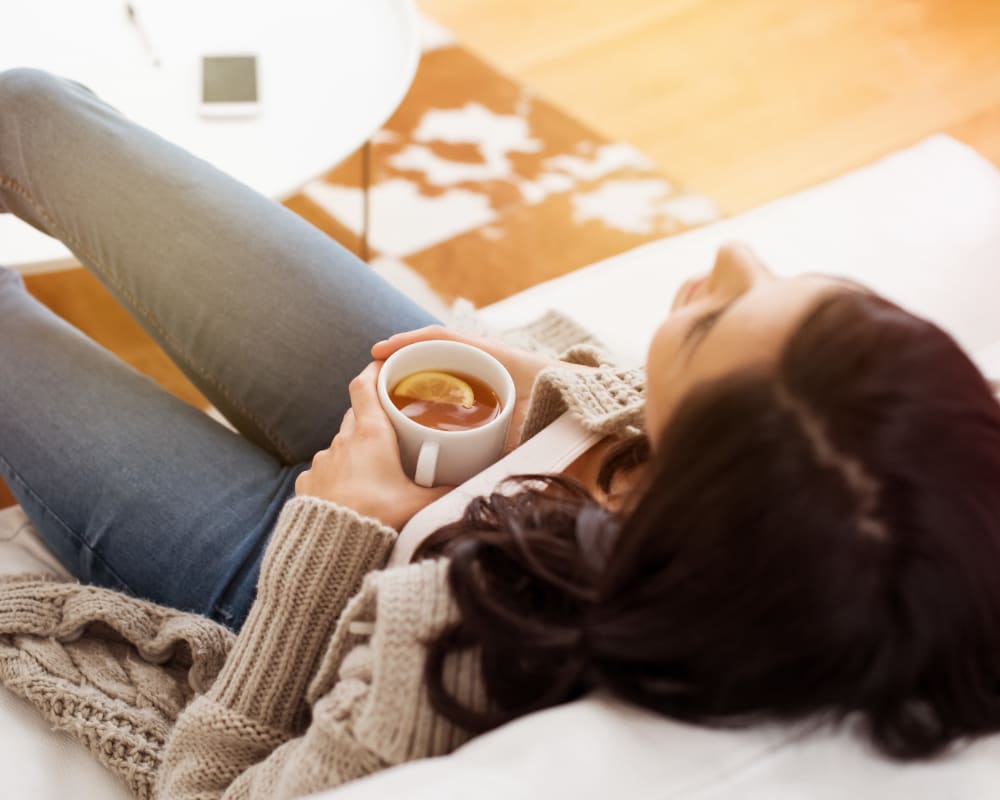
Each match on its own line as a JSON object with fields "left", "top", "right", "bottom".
{"left": 347, "top": 361, "right": 386, "bottom": 429}
{"left": 370, "top": 325, "right": 465, "bottom": 360}
{"left": 339, "top": 407, "right": 355, "bottom": 436}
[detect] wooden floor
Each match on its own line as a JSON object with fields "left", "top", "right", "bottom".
{"left": 422, "top": 0, "right": 1000, "bottom": 213}
{"left": 3, "top": 0, "right": 999, "bottom": 509}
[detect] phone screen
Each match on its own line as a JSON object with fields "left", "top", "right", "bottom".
{"left": 202, "top": 55, "right": 258, "bottom": 104}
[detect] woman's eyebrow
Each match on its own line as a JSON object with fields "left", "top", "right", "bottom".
{"left": 682, "top": 299, "right": 737, "bottom": 359}
{"left": 801, "top": 272, "right": 874, "bottom": 295}
{"left": 834, "top": 276, "right": 875, "bottom": 294}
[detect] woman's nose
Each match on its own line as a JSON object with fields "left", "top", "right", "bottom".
{"left": 708, "top": 241, "right": 773, "bottom": 296}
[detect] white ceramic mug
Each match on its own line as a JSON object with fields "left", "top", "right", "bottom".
{"left": 376, "top": 340, "right": 516, "bottom": 487}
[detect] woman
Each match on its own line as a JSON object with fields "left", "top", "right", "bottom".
{"left": 1, "top": 68, "right": 999, "bottom": 799}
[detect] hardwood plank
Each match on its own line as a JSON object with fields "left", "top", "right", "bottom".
{"left": 421, "top": 0, "right": 698, "bottom": 69}
{"left": 949, "top": 106, "right": 1000, "bottom": 170}
{"left": 422, "top": 0, "right": 1000, "bottom": 212}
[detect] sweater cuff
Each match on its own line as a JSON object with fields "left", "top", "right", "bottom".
{"left": 209, "top": 496, "right": 397, "bottom": 731}
{"left": 519, "top": 363, "right": 647, "bottom": 443}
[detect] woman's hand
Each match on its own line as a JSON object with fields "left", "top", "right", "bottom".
{"left": 294, "top": 362, "right": 451, "bottom": 531}
{"left": 371, "top": 325, "right": 571, "bottom": 453}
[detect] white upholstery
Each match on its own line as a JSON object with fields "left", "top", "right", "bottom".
{"left": 0, "top": 506, "right": 132, "bottom": 800}
{"left": 3, "top": 134, "right": 1000, "bottom": 798}
{"left": 0, "top": 504, "right": 71, "bottom": 580}
{"left": 481, "top": 134, "right": 1000, "bottom": 374}
{"left": 313, "top": 697, "right": 1000, "bottom": 800}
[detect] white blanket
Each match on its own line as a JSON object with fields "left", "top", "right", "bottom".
{"left": 3, "top": 134, "right": 1000, "bottom": 799}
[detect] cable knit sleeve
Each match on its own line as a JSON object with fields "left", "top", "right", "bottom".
{"left": 518, "top": 343, "right": 647, "bottom": 443}
{"left": 156, "top": 496, "right": 397, "bottom": 800}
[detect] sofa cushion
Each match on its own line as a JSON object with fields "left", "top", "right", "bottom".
{"left": 324, "top": 135, "right": 1000, "bottom": 799}
{"left": 479, "top": 134, "right": 1000, "bottom": 378}
{"left": 310, "top": 694, "right": 1000, "bottom": 800}
{"left": 4, "top": 134, "right": 1000, "bottom": 799}
{"left": 0, "top": 506, "right": 132, "bottom": 799}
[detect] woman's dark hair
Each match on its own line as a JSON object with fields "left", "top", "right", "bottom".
{"left": 414, "top": 290, "right": 1000, "bottom": 760}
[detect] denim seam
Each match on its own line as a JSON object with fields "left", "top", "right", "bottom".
{"left": 0, "top": 452, "right": 136, "bottom": 594}
{"left": 0, "top": 173, "right": 297, "bottom": 463}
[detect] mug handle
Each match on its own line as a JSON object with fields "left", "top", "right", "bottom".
{"left": 414, "top": 441, "right": 440, "bottom": 487}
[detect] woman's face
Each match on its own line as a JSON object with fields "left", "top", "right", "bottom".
{"left": 644, "top": 242, "right": 858, "bottom": 441}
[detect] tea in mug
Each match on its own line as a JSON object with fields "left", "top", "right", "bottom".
{"left": 390, "top": 370, "right": 501, "bottom": 431}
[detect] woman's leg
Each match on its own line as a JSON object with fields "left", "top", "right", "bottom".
{"left": 0, "top": 67, "right": 439, "bottom": 465}
{"left": 0, "top": 67, "right": 437, "bottom": 629}
{"left": 0, "top": 266, "right": 300, "bottom": 631}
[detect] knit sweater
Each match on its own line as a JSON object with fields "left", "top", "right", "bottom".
{"left": 0, "top": 310, "right": 646, "bottom": 799}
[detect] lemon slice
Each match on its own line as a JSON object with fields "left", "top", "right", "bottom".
{"left": 394, "top": 371, "right": 475, "bottom": 407}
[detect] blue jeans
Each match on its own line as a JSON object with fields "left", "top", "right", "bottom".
{"left": 0, "top": 68, "right": 438, "bottom": 631}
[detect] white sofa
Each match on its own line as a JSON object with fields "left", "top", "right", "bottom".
{"left": 3, "top": 134, "right": 1000, "bottom": 799}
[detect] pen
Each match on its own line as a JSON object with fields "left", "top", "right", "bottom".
{"left": 125, "top": 2, "right": 161, "bottom": 68}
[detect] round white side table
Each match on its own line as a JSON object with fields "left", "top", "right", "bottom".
{"left": 0, "top": 0, "right": 419, "bottom": 273}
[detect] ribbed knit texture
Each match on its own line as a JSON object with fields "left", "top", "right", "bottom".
{"left": 208, "top": 497, "right": 396, "bottom": 732}
{"left": 520, "top": 345, "right": 646, "bottom": 442}
{"left": 0, "top": 310, "right": 647, "bottom": 799}
{"left": 448, "top": 300, "right": 647, "bottom": 443}
{"left": 155, "top": 497, "right": 399, "bottom": 798}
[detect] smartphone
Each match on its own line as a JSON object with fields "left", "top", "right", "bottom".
{"left": 199, "top": 54, "right": 260, "bottom": 118}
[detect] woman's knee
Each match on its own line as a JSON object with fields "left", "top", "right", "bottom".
{"left": 0, "top": 67, "right": 60, "bottom": 102}
{"left": 0, "top": 67, "right": 91, "bottom": 116}
{"left": 0, "top": 265, "right": 26, "bottom": 292}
